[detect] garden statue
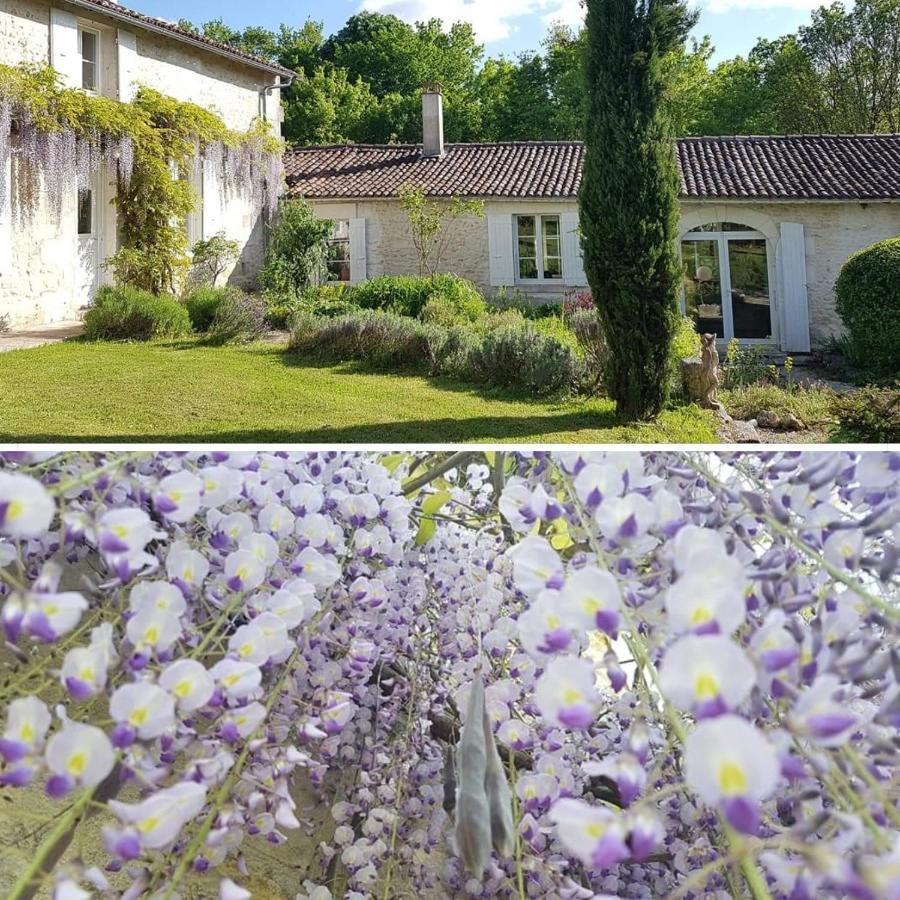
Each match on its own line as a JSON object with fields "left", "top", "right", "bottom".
{"left": 681, "top": 332, "right": 723, "bottom": 410}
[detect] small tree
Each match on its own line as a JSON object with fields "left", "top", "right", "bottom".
{"left": 188, "top": 231, "right": 240, "bottom": 287}
{"left": 398, "top": 183, "right": 484, "bottom": 276}
{"left": 259, "top": 199, "right": 334, "bottom": 297}
{"left": 580, "top": 0, "right": 696, "bottom": 419}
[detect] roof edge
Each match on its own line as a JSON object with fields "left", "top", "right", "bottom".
{"left": 68, "top": 0, "right": 294, "bottom": 78}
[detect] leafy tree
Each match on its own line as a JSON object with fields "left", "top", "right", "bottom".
{"left": 397, "top": 184, "right": 484, "bottom": 275}
{"left": 259, "top": 199, "right": 333, "bottom": 297}
{"left": 283, "top": 65, "right": 377, "bottom": 145}
{"left": 580, "top": 0, "right": 696, "bottom": 420}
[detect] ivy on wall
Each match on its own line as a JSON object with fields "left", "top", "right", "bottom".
{"left": 0, "top": 64, "right": 283, "bottom": 293}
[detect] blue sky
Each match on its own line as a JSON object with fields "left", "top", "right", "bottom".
{"left": 146, "top": 0, "right": 822, "bottom": 64}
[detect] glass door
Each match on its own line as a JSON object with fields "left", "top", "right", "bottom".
{"left": 681, "top": 224, "right": 773, "bottom": 343}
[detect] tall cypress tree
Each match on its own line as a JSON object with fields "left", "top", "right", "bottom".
{"left": 580, "top": 0, "right": 696, "bottom": 419}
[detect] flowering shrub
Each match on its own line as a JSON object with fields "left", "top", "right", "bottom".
{"left": 563, "top": 290, "right": 596, "bottom": 317}
{"left": 0, "top": 450, "right": 897, "bottom": 899}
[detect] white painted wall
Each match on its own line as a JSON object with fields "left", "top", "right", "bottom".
{"left": 309, "top": 195, "right": 900, "bottom": 350}
{"left": 0, "top": 0, "right": 281, "bottom": 326}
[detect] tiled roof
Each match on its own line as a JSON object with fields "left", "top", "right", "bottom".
{"left": 284, "top": 135, "right": 900, "bottom": 201}
{"left": 72, "top": 0, "right": 294, "bottom": 77}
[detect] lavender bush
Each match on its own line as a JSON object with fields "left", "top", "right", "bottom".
{"left": 0, "top": 450, "right": 897, "bottom": 899}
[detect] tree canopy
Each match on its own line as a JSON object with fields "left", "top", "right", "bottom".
{"left": 180, "top": 0, "right": 900, "bottom": 144}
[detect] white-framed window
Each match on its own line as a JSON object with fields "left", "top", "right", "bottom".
{"left": 78, "top": 26, "right": 100, "bottom": 93}
{"left": 77, "top": 187, "right": 94, "bottom": 236}
{"left": 326, "top": 220, "right": 351, "bottom": 282}
{"left": 515, "top": 214, "right": 562, "bottom": 281}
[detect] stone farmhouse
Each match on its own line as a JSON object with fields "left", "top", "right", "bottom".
{"left": 285, "top": 87, "right": 900, "bottom": 352}
{"left": 0, "top": 0, "right": 291, "bottom": 326}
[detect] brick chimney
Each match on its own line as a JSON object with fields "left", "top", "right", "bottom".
{"left": 421, "top": 83, "right": 445, "bottom": 158}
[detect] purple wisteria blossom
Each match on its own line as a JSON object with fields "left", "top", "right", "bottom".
{"left": 0, "top": 450, "right": 896, "bottom": 900}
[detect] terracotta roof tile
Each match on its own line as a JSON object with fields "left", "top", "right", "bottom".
{"left": 284, "top": 135, "right": 900, "bottom": 201}
{"left": 74, "top": 0, "right": 293, "bottom": 77}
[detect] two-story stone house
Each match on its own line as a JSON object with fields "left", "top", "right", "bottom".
{"left": 0, "top": 0, "right": 292, "bottom": 326}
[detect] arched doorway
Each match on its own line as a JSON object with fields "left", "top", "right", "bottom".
{"left": 681, "top": 222, "right": 774, "bottom": 342}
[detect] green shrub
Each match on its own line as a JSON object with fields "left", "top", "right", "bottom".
{"left": 489, "top": 288, "right": 562, "bottom": 319}
{"left": 188, "top": 232, "right": 239, "bottom": 288}
{"left": 467, "top": 324, "right": 580, "bottom": 396}
{"left": 420, "top": 295, "right": 469, "bottom": 327}
{"left": 287, "top": 312, "right": 578, "bottom": 395}
{"left": 835, "top": 237, "right": 900, "bottom": 375}
{"left": 722, "top": 338, "right": 771, "bottom": 388}
{"left": 353, "top": 274, "right": 486, "bottom": 320}
{"left": 831, "top": 385, "right": 900, "bottom": 442}
{"left": 204, "top": 293, "right": 268, "bottom": 346}
{"left": 570, "top": 308, "right": 609, "bottom": 392}
{"left": 722, "top": 383, "right": 836, "bottom": 427}
{"left": 532, "top": 315, "right": 582, "bottom": 357}
{"left": 83, "top": 286, "right": 191, "bottom": 341}
{"left": 289, "top": 310, "right": 433, "bottom": 370}
{"left": 182, "top": 286, "right": 235, "bottom": 332}
{"left": 259, "top": 199, "right": 333, "bottom": 297}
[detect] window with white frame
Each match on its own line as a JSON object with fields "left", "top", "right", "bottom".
{"left": 515, "top": 214, "right": 562, "bottom": 281}
{"left": 326, "top": 220, "right": 351, "bottom": 281}
{"left": 79, "top": 27, "right": 99, "bottom": 92}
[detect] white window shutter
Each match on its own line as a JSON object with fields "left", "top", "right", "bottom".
{"left": 202, "top": 159, "right": 223, "bottom": 239}
{"left": 560, "top": 210, "right": 586, "bottom": 285}
{"left": 0, "top": 155, "right": 11, "bottom": 276}
{"left": 779, "top": 222, "right": 811, "bottom": 352}
{"left": 488, "top": 213, "right": 515, "bottom": 286}
{"left": 349, "top": 217, "right": 366, "bottom": 282}
{"left": 50, "top": 9, "right": 80, "bottom": 88}
{"left": 117, "top": 29, "right": 138, "bottom": 103}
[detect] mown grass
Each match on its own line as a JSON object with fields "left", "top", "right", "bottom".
{"left": 0, "top": 339, "right": 717, "bottom": 443}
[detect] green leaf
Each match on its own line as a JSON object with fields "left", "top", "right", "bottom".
{"left": 415, "top": 490, "right": 452, "bottom": 545}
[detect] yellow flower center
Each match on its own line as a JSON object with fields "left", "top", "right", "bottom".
{"left": 7, "top": 499, "right": 23, "bottom": 521}
{"left": 183, "top": 568, "right": 193, "bottom": 582}
{"left": 223, "top": 674, "right": 239, "bottom": 686}
{"left": 562, "top": 688, "right": 583, "bottom": 705}
{"left": 718, "top": 762, "right": 747, "bottom": 796}
{"left": 546, "top": 614, "right": 561, "bottom": 629}
{"left": 582, "top": 596, "right": 601, "bottom": 614}
{"left": 79, "top": 667, "right": 95, "bottom": 682}
{"left": 694, "top": 672, "right": 719, "bottom": 700}
{"left": 113, "top": 524, "right": 129, "bottom": 538}
{"left": 238, "top": 642, "right": 254, "bottom": 658}
{"left": 144, "top": 626, "right": 159, "bottom": 645}
{"left": 586, "top": 822, "right": 606, "bottom": 838}
{"left": 130, "top": 707, "right": 149, "bottom": 726}
{"left": 691, "top": 606, "right": 712, "bottom": 625}
{"left": 138, "top": 815, "right": 160, "bottom": 834}
{"left": 169, "top": 490, "right": 182, "bottom": 502}
{"left": 67, "top": 752, "right": 86, "bottom": 776}
{"left": 174, "top": 680, "right": 192, "bottom": 698}
{"left": 20, "top": 723, "right": 34, "bottom": 742}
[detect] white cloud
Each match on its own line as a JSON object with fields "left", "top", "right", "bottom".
{"left": 540, "top": 0, "right": 586, "bottom": 30}
{"left": 360, "top": 0, "right": 545, "bottom": 44}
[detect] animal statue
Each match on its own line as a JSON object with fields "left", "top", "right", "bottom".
{"left": 699, "top": 332, "right": 722, "bottom": 408}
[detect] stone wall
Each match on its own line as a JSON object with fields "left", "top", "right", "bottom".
{"left": 312, "top": 195, "right": 900, "bottom": 349}
{"left": 0, "top": 0, "right": 280, "bottom": 326}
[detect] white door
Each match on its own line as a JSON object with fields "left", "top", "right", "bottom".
{"left": 76, "top": 177, "right": 99, "bottom": 307}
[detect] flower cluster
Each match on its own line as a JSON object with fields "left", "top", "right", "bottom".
{"left": 0, "top": 450, "right": 897, "bottom": 900}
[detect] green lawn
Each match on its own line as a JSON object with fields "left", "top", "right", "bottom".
{"left": 0, "top": 340, "right": 717, "bottom": 443}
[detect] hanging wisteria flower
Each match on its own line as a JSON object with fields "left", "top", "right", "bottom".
{"left": 154, "top": 471, "right": 204, "bottom": 522}
{"left": 788, "top": 673, "right": 859, "bottom": 746}
{"left": 108, "top": 781, "right": 208, "bottom": 851}
{"left": 665, "top": 553, "right": 747, "bottom": 635}
{"left": 549, "top": 798, "right": 630, "bottom": 869}
{"left": 159, "top": 659, "right": 215, "bottom": 711}
{"left": 658, "top": 633, "right": 756, "bottom": 718}
{"left": 509, "top": 536, "right": 564, "bottom": 596}
{"left": 109, "top": 682, "right": 176, "bottom": 744}
{"left": 45, "top": 720, "right": 115, "bottom": 796}
{"left": 0, "top": 472, "right": 54, "bottom": 537}
{"left": 534, "top": 655, "right": 601, "bottom": 730}
{"left": 684, "top": 715, "right": 779, "bottom": 834}
{"left": 559, "top": 565, "right": 622, "bottom": 637}
{"left": 0, "top": 449, "right": 895, "bottom": 900}
{"left": 1, "top": 695, "right": 51, "bottom": 762}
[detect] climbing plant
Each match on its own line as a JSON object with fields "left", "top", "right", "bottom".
{"left": 0, "top": 64, "right": 282, "bottom": 294}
